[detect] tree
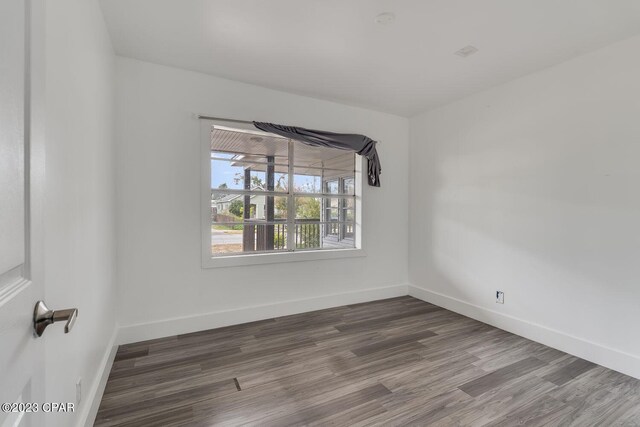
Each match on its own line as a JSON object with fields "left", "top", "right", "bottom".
{"left": 275, "top": 189, "right": 321, "bottom": 220}
{"left": 276, "top": 175, "right": 287, "bottom": 191}
{"left": 275, "top": 196, "right": 287, "bottom": 218}
{"left": 296, "top": 197, "right": 320, "bottom": 219}
{"left": 234, "top": 173, "right": 265, "bottom": 189}
{"left": 251, "top": 176, "right": 264, "bottom": 188}
{"left": 215, "top": 183, "right": 229, "bottom": 199}
{"left": 229, "top": 199, "right": 243, "bottom": 217}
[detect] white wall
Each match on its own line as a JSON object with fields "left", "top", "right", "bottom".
{"left": 409, "top": 35, "right": 640, "bottom": 378}
{"left": 45, "top": 0, "right": 117, "bottom": 425}
{"left": 115, "top": 57, "right": 409, "bottom": 341}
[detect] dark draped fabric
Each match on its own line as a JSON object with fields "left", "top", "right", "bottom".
{"left": 253, "top": 122, "right": 382, "bottom": 187}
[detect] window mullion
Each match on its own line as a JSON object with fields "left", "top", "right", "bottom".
{"left": 321, "top": 163, "right": 325, "bottom": 248}
{"left": 339, "top": 177, "right": 345, "bottom": 241}
{"left": 286, "top": 140, "right": 295, "bottom": 251}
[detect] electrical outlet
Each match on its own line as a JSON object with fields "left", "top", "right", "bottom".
{"left": 496, "top": 291, "right": 504, "bottom": 304}
{"left": 76, "top": 378, "right": 82, "bottom": 405}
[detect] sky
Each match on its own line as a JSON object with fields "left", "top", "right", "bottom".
{"left": 211, "top": 159, "right": 320, "bottom": 192}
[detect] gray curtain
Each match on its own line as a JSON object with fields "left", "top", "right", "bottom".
{"left": 253, "top": 122, "right": 381, "bottom": 187}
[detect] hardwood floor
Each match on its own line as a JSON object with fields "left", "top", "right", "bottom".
{"left": 95, "top": 297, "right": 640, "bottom": 426}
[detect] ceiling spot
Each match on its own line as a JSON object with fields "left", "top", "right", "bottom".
{"left": 374, "top": 12, "right": 395, "bottom": 25}
{"left": 454, "top": 45, "right": 479, "bottom": 58}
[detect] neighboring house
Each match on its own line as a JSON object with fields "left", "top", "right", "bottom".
{"left": 212, "top": 185, "right": 266, "bottom": 219}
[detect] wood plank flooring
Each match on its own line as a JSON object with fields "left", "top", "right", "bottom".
{"left": 95, "top": 297, "right": 640, "bottom": 426}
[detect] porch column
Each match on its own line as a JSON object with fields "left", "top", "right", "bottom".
{"left": 243, "top": 167, "right": 254, "bottom": 251}
{"left": 265, "top": 155, "right": 275, "bottom": 250}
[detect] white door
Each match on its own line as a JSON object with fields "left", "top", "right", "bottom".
{"left": 0, "top": 0, "right": 46, "bottom": 426}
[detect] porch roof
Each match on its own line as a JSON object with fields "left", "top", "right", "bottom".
{"left": 210, "top": 126, "right": 354, "bottom": 178}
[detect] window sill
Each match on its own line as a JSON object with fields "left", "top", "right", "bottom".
{"left": 202, "top": 248, "right": 366, "bottom": 269}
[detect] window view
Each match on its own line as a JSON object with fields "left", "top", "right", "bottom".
{"left": 209, "top": 125, "right": 356, "bottom": 256}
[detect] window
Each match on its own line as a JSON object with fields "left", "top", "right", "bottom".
{"left": 201, "top": 120, "right": 363, "bottom": 267}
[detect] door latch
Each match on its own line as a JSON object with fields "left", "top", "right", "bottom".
{"left": 33, "top": 301, "right": 78, "bottom": 337}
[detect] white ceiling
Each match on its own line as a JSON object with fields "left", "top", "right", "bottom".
{"left": 99, "top": 0, "right": 640, "bottom": 116}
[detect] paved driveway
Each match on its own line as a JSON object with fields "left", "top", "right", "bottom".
{"left": 212, "top": 229, "right": 243, "bottom": 245}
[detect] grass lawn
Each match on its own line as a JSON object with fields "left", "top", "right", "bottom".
{"left": 212, "top": 243, "right": 243, "bottom": 253}
{"left": 212, "top": 225, "right": 243, "bottom": 233}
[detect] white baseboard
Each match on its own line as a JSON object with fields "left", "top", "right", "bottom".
{"left": 78, "top": 326, "right": 119, "bottom": 427}
{"left": 118, "top": 284, "right": 409, "bottom": 345}
{"left": 409, "top": 285, "right": 640, "bottom": 380}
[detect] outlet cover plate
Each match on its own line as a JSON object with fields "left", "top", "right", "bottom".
{"left": 76, "top": 378, "right": 82, "bottom": 405}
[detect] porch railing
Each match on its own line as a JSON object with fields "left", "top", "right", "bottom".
{"left": 295, "top": 219, "right": 320, "bottom": 249}
{"left": 245, "top": 219, "right": 321, "bottom": 251}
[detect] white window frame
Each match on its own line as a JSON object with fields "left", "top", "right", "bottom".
{"left": 200, "top": 119, "right": 365, "bottom": 268}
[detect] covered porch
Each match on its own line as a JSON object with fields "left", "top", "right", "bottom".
{"left": 210, "top": 126, "right": 356, "bottom": 255}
